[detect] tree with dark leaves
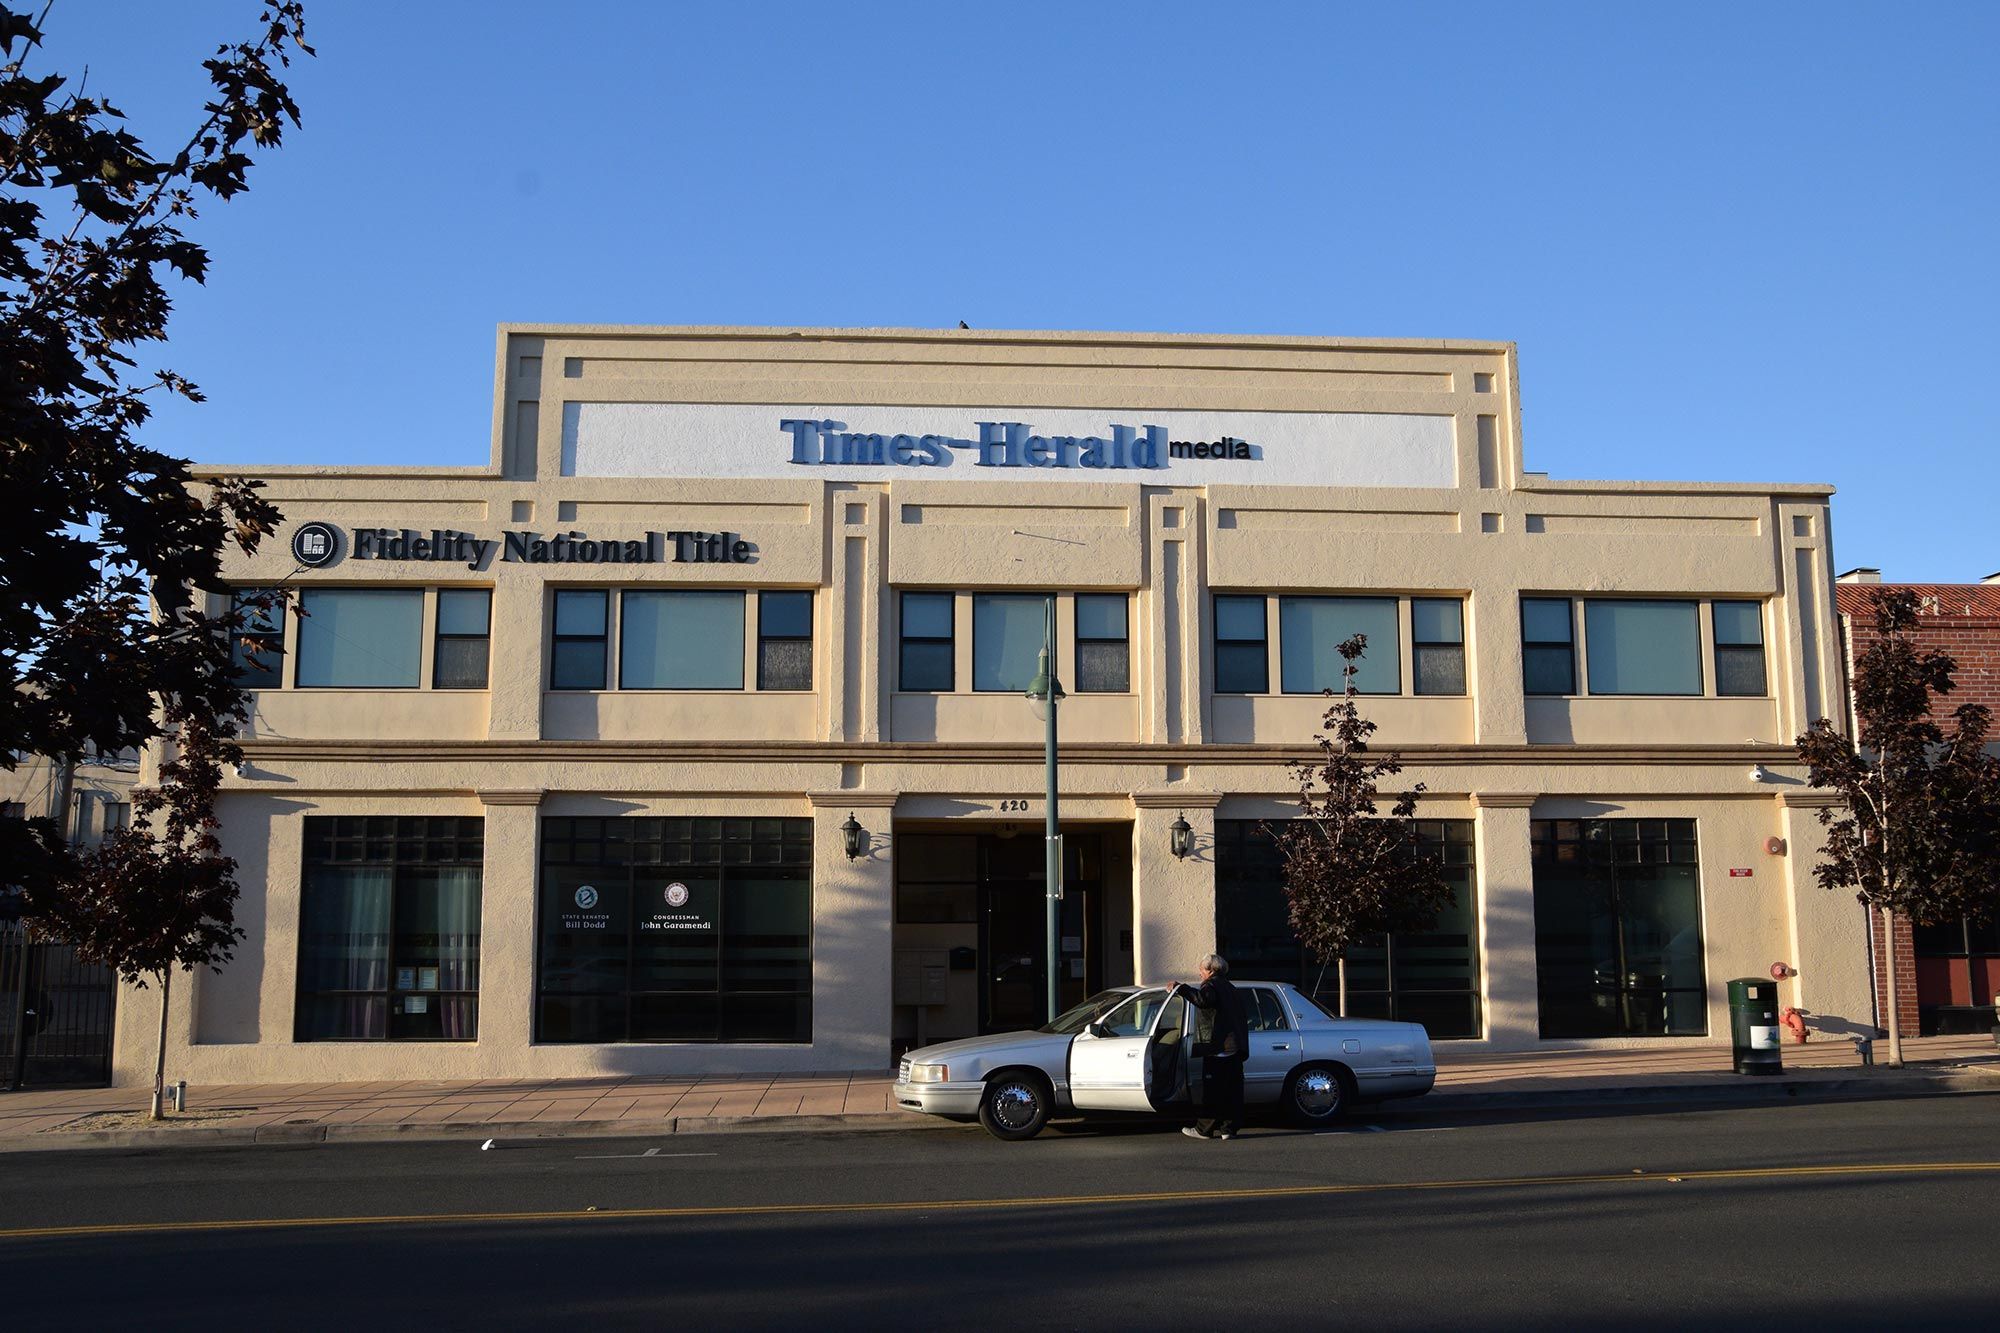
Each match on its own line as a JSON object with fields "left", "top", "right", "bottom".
{"left": 1270, "top": 634, "right": 1454, "bottom": 1016}
{"left": 0, "top": 2, "right": 311, "bottom": 1115}
{"left": 1795, "top": 587, "right": 2000, "bottom": 1068}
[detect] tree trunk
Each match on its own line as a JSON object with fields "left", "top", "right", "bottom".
{"left": 1879, "top": 906, "right": 1905, "bottom": 1068}
{"left": 1337, "top": 954, "right": 1348, "bottom": 1018}
{"left": 150, "top": 968, "right": 172, "bottom": 1120}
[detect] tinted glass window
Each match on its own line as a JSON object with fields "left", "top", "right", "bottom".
{"left": 1214, "top": 595, "right": 1268, "bottom": 694}
{"left": 296, "top": 589, "right": 423, "bottom": 688}
{"left": 973, "top": 594, "right": 1048, "bottom": 692}
{"left": 620, "top": 590, "right": 745, "bottom": 689}
{"left": 1584, "top": 600, "right": 1701, "bottom": 695}
{"left": 900, "top": 592, "right": 954, "bottom": 692}
{"left": 1280, "top": 597, "right": 1400, "bottom": 694}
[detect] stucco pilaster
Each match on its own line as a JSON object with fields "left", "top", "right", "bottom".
{"left": 487, "top": 579, "right": 544, "bottom": 740}
{"left": 807, "top": 794, "right": 896, "bottom": 1069}
{"left": 1130, "top": 793, "right": 1221, "bottom": 985}
{"left": 475, "top": 789, "right": 545, "bottom": 1060}
{"left": 1472, "top": 794, "right": 1538, "bottom": 1045}
{"left": 1779, "top": 791, "right": 1875, "bottom": 1037}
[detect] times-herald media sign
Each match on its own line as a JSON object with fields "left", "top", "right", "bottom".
{"left": 290, "top": 522, "right": 755, "bottom": 571}
{"left": 559, "top": 402, "right": 1458, "bottom": 487}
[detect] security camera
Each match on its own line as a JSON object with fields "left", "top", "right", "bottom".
{"left": 233, "top": 761, "right": 250, "bottom": 778}
{"left": 1748, "top": 764, "right": 1771, "bottom": 783}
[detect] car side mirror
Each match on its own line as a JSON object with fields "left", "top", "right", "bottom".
{"left": 1084, "top": 1020, "right": 1110, "bottom": 1039}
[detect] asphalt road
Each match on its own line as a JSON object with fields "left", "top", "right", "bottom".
{"left": 2, "top": 1093, "right": 1996, "bottom": 1330}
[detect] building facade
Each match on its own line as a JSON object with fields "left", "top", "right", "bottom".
{"left": 110, "top": 326, "right": 1873, "bottom": 1085}
{"left": 1835, "top": 569, "right": 2000, "bottom": 1037}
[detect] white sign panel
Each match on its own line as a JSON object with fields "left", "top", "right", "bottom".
{"left": 561, "top": 402, "right": 1456, "bottom": 489}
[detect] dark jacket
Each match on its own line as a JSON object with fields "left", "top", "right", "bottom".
{"left": 1187, "top": 976, "right": 1249, "bottom": 1061}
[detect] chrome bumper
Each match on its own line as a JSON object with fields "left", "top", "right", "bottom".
{"left": 893, "top": 1080, "right": 985, "bottom": 1116}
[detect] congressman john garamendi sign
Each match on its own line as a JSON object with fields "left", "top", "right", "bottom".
{"left": 290, "top": 522, "right": 755, "bottom": 571}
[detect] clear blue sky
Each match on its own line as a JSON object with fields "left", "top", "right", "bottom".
{"left": 69, "top": 1, "right": 2000, "bottom": 582}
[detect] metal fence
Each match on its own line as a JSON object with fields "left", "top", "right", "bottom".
{"left": 2, "top": 923, "right": 117, "bottom": 1089}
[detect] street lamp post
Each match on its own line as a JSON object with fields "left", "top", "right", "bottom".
{"left": 1024, "top": 596, "right": 1065, "bottom": 1025}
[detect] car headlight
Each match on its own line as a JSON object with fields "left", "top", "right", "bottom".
{"left": 908, "top": 1063, "right": 949, "bottom": 1083}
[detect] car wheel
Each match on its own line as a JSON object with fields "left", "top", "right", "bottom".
{"left": 978, "top": 1071, "right": 1052, "bottom": 1141}
{"left": 1283, "top": 1063, "right": 1353, "bottom": 1127}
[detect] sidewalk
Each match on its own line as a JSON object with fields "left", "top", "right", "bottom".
{"left": 3, "top": 1034, "right": 1994, "bottom": 1152}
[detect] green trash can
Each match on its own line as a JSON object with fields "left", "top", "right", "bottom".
{"left": 1727, "top": 978, "right": 1783, "bottom": 1075}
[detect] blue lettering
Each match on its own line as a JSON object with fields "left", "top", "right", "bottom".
{"left": 1078, "top": 436, "right": 1109, "bottom": 468}
{"left": 1023, "top": 433, "right": 1053, "bottom": 467}
{"left": 890, "top": 434, "right": 920, "bottom": 465}
{"left": 917, "top": 434, "right": 949, "bottom": 466}
{"left": 976, "top": 421, "right": 1020, "bottom": 467}
{"left": 781, "top": 418, "right": 821, "bottom": 464}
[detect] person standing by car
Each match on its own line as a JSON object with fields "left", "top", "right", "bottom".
{"left": 1181, "top": 953, "right": 1248, "bottom": 1140}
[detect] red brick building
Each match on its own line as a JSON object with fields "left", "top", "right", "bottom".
{"left": 1835, "top": 570, "right": 2000, "bottom": 1036}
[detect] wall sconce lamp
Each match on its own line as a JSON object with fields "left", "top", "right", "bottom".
{"left": 1169, "top": 812, "right": 1192, "bottom": 860}
{"left": 841, "top": 812, "right": 867, "bottom": 861}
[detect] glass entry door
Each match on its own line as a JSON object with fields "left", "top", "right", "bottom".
{"left": 977, "top": 831, "right": 1100, "bottom": 1032}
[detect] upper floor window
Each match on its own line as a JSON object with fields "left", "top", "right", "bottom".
{"left": 620, "top": 590, "right": 744, "bottom": 690}
{"left": 433, "top": 590, "right": 492, "bottom": 690}
{"left": 1524, "top": 596, "right": 1765, "bottom": 699}
{"left": 1411, "top": 598, "right": 1466, "bottom": 696}
{"left": 758, "top": 592, "right": 814, "bottom": 691}
{"left": 297, "top": 588, "right": 424, "bottom": 689}
{"left": 973, "top": 593, "right": 1049, "bottom": 692}
{"left": 1216, "top": 593, "right": 1467, "bottom": 696}
{"left": 551, "top": 590, "right": 609, "bottom": 690}
{"left": 1075, "top": 594, "right": 1130, "bottom": 693}
{"left": 1712, "top": 601, "right": 1767, "bottom": 697}
{"left": 1280, "top": 596, "right": 1399, "bottom": 695}
{"left": 1521, "top": 598, "right": 1575, "bottom": 696}
{"left": 231, "top": 589, "right": 286, "bottom": 689}
{"left": 1214, "top": 595, "right": 1269, "bottom": 694}
{"left": 1584, "top": 599, "right": 1701, "bottom": 696}
{"left": 899, "top": 592, "right": 955, "bottom": 692}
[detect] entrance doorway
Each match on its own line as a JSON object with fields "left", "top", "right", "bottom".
{"left": 892, "top": 824, "right": 1130, "bottom": 1053}
{"left": 3, "top": 923, "right": 117, "bottom": 1089}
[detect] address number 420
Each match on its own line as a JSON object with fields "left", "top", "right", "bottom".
{"left": 996, "top": 799, "right": 1032, "bottom": 812}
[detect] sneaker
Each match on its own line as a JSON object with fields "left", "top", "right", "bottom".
{"left": 1215, "top": 1132, "right": 1237, "bottom": 1141}
{"left": 1181, "top": 1126, "right": 1211, "bottom": 1139}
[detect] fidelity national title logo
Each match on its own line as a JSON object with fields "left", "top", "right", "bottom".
{"left": 782, "top": 418, "right": 1257, "bottom": 471}
{"left": 283, "top": 522, "right": 755, "bottom": 570}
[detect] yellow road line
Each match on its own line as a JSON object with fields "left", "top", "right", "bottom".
{"left": 5, "top": 1161, "right": 1998, "bottom": 1242}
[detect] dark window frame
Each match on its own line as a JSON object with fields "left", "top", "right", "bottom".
{"left": 1073, "top": 593, "right": 1130, "bottom": 694}
{"left": 295, "top": 816, "right": 485, "bottom": 1043}
{"left": 1213, "top": 818, "right": 1482, "bottom": 1039}
{"left": 1411, "top": 597, "right": 1467, "bottom": 697}
{"left": 756, "top": 590, "right": 814, "bottom": 691}
{"left": 1214, "top": 594, "right": 1270, "bottom": 695}
{"left": 536, "top": 816, "right": 814, "bottom": 1045}
{"left": 1711, "top": 600, "right": 1768, "bottom": 698}
{"left": 1530, "top": 818, "right": 1706, "bottom": 1039}
{"left": 899, "top": 591, "right": 955, "bottom": 693}
{"left": 230, "top": 588, "right": 287, "bottom": 689}
{"left": 433, "top": 588, "right": 493, "bottom": 690}
{"left": 550, "top": 589, "right": 610, "bottom": 691}
{"left": 1521, "top": 597, "right": 1577, "bottom": 696}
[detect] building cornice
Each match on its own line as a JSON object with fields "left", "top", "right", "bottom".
{"left": 1779, "top": 790, "right": 1846, "bottom": 809}
{"left": 1470, "top": 793, "right": 1540, "bottom": 809}
{"left": 1131, "top": 790, "right": 1224, "bottom": 810}
{"left": 239, "top": 740, "right": 1806, "bottom": 768}
{"left": 476, "top": 788, "right": 545, "bottom": 807}
{"left": 805, "top": 791, "right": 899, "bottom": 809}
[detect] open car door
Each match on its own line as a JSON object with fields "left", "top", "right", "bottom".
{"left": 1069, "top": 987, "right": 1192, "bottom": 1113}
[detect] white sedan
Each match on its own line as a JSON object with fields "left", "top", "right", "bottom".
{"left": 894, "top": 981, "right": 1436, "bottom": 1140}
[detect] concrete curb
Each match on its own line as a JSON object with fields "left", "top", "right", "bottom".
{"left": 4, "top": 1068, "right": 1994, "bottom": 1155}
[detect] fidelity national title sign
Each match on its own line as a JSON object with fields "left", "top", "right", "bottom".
{"left": 561, "top": 403, "right": 1457, "bottom": 488}
{"left": 290, "top": 522, "right": 754, "bottom": 571}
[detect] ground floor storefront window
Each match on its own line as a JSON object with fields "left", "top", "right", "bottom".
{"left": 537, "top": 817, "right": 812, "bottom": 1043}
{"left": 1914, "top": 916, "right": 2000, "bottom": 1035}
{"left": 296, "top": 816, "right": 484, "bottom": 1041}
{"left": 1214, "top": 819, "right": 1481, "bottom": 1038}
{"left": 1532, "top": 819, "right": 1705, "bottom": 1037}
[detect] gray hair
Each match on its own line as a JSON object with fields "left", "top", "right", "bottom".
{"left": 1200, "top": 953, "right": 1228, "bottom": 978}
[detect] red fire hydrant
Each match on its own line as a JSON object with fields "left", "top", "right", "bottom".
{"left": 1780, "top": 1007, "right": 1810, "bottom": 1043}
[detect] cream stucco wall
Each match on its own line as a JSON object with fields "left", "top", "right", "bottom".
{"left": 107, "top": 326, "right": 1866, "bottom": 1085}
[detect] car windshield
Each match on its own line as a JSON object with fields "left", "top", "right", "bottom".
{"left": 1038, "top": 990, "right": 1134, "bottom": 1035}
